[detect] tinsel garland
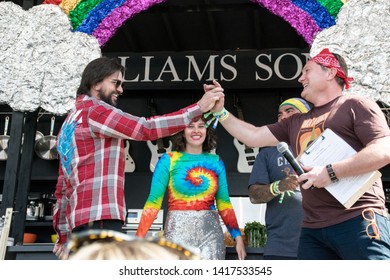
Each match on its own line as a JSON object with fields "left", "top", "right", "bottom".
{"left": 253, "top": 0, "right": 320, "bottom": 45}
{"left": 45, "top": 0, "right": 167, "bottom": 46}
{"left": 60, "top": 0, "right": 82, "bottom": 15}
{"left": 43, "top": 0, "right": 80, "bottom": 15}
{"left": 252, "top": 0, "right": 344, "bottom": 45}
{"left": 43, "top": 0, "right": 62, "bottom": 5}
{"left": 0, "top": 2, "right": 101, "bottom": 114}
{"left": 45, "top": 0, "right": 343, "bottom": 46}
{"left": 76, "top": 0, "right": 127, "bottom": 34}
{"left": 290, "top": 0, "right": 336, "bottom": 29}
{"left": 93, "top": 0, "right": 167, "bottom": 46}
{"left": 316, "top": 0, "right": 342, "bottom": 18}
{"left": 311, "top": 0, "right": 390, "bottom": 105}
{"left": 70, "top": 0, "right": 103, "bottom": 30}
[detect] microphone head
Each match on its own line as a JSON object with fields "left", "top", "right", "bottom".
{"left": 277, "top": 142, "right": 289, "bottom": 153}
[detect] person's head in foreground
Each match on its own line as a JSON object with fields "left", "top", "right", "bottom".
{"left": 62, "top": 229, "right": 200, "bottom": 260}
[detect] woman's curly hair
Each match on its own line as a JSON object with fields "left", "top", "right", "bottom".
{"left": 171, "top": 116, "right": 217, "bottom": 153}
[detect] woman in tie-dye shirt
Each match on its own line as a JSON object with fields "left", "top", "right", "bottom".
{"left": 136, "top": 117, "right": 246, "bottom": 260}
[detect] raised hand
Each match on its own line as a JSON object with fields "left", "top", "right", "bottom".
{"left": 202, "top": 80, "right": 225, "bottom": 113}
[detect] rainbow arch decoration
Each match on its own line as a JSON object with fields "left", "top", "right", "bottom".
{"left": 252, "top": 0, "right": 347, "bottom": 45}
{"left": 43, "top": 0, "right": 168, "bottom": 46}
{"left": 43, "top": 0, "right": 347, "bottom": 47}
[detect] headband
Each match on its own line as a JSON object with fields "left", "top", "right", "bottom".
{"left": 311, "top": 48, "right": 354, "bottom": 89}
{"left": 279, "top": 98, "right": 311, "bottom": 113}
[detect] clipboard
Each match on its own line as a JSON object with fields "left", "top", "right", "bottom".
{"left": 298, "top": 128, "right": 381, "bottom": 208}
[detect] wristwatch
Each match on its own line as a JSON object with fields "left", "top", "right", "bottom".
{"left": 326, "top": 164, "right": 339, "bottom": 183}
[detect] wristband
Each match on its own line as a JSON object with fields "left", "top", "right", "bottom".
{"left": 326, "top": 164, "right": 339, "bottom": 183}
{"left": 269, "top": 180, "right": 281, "bottom": 196}
{"left": 213, "top": 108, "right": 230, "bottom": 122}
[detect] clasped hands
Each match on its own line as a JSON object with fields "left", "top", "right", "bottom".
{"left": 198, "top": 80, "right": 225, "bottom": 113}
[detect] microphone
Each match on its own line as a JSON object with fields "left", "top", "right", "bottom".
{"left": 277, "top": 142, "right": 314, "bottom": 190}
{"left": 276, "top": 142, "right": 304, "bottom": 175}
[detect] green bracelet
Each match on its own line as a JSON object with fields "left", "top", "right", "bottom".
{"left": 269, "top": 180, "right": 281, "bottom": 196}
{"left": 213, "top": 108, "right": 229, "bottom": 122}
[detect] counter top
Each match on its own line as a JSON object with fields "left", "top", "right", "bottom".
{"left": 7, "top": 243, "right": 54, "bottom": 252}
{"left": 225, "top": 246, "right": 264, "bottom": 260}
{"left": 6, "top": 244, "right": 57, "bottom": 260}
{"left": 226, "top": 246, "right": 264, "bottom": 253}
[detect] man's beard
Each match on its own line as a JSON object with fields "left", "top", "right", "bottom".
{"left": 98, "top": 90, "right": 117, "bottom": 107}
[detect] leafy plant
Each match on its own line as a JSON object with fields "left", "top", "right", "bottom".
{"left": 244, "top": 221, "right": 266, "bottom": 247}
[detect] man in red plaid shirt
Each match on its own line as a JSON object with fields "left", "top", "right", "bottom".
{"left": 52, "top": 57, "right": 224, "bottom": 258}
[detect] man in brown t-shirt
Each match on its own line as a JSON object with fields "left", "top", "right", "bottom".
{"left": 206, "top": 48, "right": 390, "bottom": 259}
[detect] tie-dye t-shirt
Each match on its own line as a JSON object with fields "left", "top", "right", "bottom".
{"left": 136, "top": 151, "right": 241, "bottom": 239}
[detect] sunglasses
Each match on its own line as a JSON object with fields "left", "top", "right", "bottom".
{"left": 362, "top": 208, "right": 380, "bottom": 240}
{"left": 110, "top": 79, "right": 124, "bottom": 89}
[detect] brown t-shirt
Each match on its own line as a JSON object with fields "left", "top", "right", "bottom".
{"left": 268, "top": 95, "right": 390, "bottom": 228}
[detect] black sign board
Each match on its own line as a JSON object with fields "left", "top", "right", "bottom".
{"left": 105, "top": 48, "right": 310, "bottom": 90}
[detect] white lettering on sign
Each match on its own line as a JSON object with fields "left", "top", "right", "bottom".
{"left": 115, "top": 50, "right": 309, "bottom": 89}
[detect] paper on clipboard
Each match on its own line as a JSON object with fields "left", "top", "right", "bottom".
{"left": 298, "top": 128, "right": 381, "bottom": 208}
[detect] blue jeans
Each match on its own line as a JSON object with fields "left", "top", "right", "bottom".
{"left": 298, "top": 213, "right": 390, "bottom": 260}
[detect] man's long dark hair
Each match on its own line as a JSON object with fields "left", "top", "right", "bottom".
{"left": 172, "top": 117, "right": 217, "bottom": 153}
{"left": 76, "top": 57, "right": 125, "bottom": 97}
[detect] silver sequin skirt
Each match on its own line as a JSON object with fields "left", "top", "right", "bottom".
{"left": 164, "top": 210, "right": 225, "bottom": 260}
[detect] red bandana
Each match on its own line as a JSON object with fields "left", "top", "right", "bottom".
{"left": 311, "top": 48, "right": 354, "bottom": 89}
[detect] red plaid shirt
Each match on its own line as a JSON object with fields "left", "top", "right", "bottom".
{"left": 53, "top": 95, "right": 201, "bottom": 244}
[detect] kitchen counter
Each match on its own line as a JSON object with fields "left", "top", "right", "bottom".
{"left": 225, "top": 246, "right": 264, "bottom": 260}
{"left": 6, "top": 243, "right": 58, "bottom": 260}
